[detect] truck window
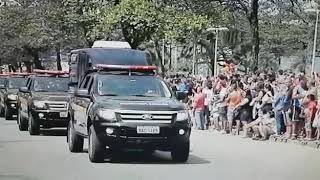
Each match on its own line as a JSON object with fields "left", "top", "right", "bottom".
{"left": 80, "top": 76, "right": 92, "bottom": 89}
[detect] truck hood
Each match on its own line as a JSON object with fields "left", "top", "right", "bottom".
{"left": 32, "top": 92, "right": 70, "bottom": 102}
{"left": 6, "top": 89, "right": 19, "bottom": 94}
{"left": 94, "top": 96, "right": 185, "bottom": 111}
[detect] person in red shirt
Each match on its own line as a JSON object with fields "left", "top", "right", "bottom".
{"left": 303, "top": 94, "right": 317, "bottom": 141}
{"left": 193, "top": 86, "right": 206, "bottom": 130}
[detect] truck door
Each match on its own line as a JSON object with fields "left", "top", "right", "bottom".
{"left": 19, "top": 78, "right": 32, "bottom": 118}
{"left": 72, "top": 76, "right": 93, "bottom": 135}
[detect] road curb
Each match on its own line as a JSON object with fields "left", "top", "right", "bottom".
{"left": 270, "top": 136, "right": 320, "bottom": 149}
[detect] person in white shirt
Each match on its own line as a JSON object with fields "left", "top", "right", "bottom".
{"left": 216, "top": 76, "right": 228, "bottom": 133}
{"left": 203, "top": 82, "right": 214, "bottom": 129}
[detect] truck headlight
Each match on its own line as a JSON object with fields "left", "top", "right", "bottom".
{"left": 33, "top": 101, "right": 46, "bottom": 109}
{"left": 176, "top": 111, "right": 189, "bottom": 121}
{"left": 97, "top": 109, "right": 117, "bottom": 122}
{"left": 7, "top": 94, "right": 17, "bottom": 100}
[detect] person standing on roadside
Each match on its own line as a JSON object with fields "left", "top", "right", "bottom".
{"left": 273, "top": 77, "right": 293, "bottom": 137}
{"left": 217, "top": 76, "right": 228, "bottom": 133}
{"left": 235, "top": 85, "right": 252, "bottom": 136}
{"left": 193, "top": 86, "right": 206, "bottom": 130}
{"left": 282, "top": 78, "right": 294, "bottom": 139}
{"left": 203, "top": 82, "right": 214, "bottom": 129}
{"left": 291, "top": 79, "right": 308, "bottom": 139}
{"left": 226, "top": 82, "right": 243, "bottom": 134}
{"left": 303, "top": 94, "right": 317, "bottom": 141}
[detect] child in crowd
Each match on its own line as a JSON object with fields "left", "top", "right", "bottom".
{"left": 303, "top": 94, "right": 317, "bottom": 141}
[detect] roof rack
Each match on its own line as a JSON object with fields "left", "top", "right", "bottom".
{"left": 0, "top": 72, "right": 34, "bottom": 78}
{"left": 11, "top": 72, "right": 35, "bottom": 77}
{"left": 33, "top": 69, "right": 69, "bottom": 77}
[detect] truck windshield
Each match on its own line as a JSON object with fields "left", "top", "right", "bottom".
{"left": 34, "top": 77, "right": 69, "bottom": 92}
{"left": 0, "top": 78, "right": 6, "bottom": 85}
{"left": 8, "top": 78, "right": 27, "bottom": 89}
{"left": 97, "top": 75, "right": 171, "bottom": 98}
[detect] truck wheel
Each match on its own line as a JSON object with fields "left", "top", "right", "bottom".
{"left": 18, "top": 109, "right": 28, "bottom": 131}
{"left": 28, "top": 113, "right": 40, "bottom": 135}
{"left": 171, "top": 141, "right": 190, "bottom": 162}
{"left": 88, "top": 125, "right": 105, "bottom": 163}
{"left": 67, "top": 120, "right": 84, "bottom": 152}
{"left": 4, "top": 105, "right": 12, "bottom": 120}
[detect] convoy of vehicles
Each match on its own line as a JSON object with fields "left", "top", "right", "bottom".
{"left": 17, "top": 70, "right": 70, "bottom": 135}
{"left": 0, "top": 73, "right": 29, "bottom": 120}
{"left": 1, "top": 41, "right": 192, "bottom": 163}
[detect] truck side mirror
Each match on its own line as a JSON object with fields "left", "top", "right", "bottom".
{"left": 68, "top": 81, "right": 78, "bottom": 86}
{"left": 0, "top": 84, "right": 5, "bottom": 89}
{"left": 176, "top": 91, "right": 187, "bottom": 101}
{"left": 75, "top": 89, "right": 90, "bottom": 98}
{"left": 19, "top": 87, "right": 29, "bottom": 93}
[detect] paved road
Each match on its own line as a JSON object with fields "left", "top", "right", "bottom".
{"left": 0, "top": 118, "right": 319, "bottom": 180}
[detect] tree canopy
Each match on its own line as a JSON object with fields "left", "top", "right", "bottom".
{"left": 0, "top": 0, "right": 318, "bottom": 73}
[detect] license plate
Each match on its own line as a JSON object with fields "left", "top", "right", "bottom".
{"left": 137, "top": 126, "right": 160, "bottom": 134}
{"left": 60, "top": 112, "right": 68, "bottom": 117}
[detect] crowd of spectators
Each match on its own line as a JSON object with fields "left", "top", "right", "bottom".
{"left": 164, "top": 70, "right": 320, "bottom": 141}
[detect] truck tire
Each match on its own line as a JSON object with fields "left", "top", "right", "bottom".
{"left": 18, "top": 109, "right": 28, "bottom": 131}
{"left": 67, "top": 120, "right": 84, "bottom": 152}
{"left": 171, "top": 141, "right": 190, "bottom": 162}
{"left": 4, "top": 105, "right": 12, "bottom": 120}
{"left": 88, "top": 125, "right": 105, "bottom": 163}
{"left": 28, "top": 112, "right": 40, "bottom": 135}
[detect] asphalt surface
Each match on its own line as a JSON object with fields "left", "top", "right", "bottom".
{"left": 0, "top": 117, "right": 319, "bottom": 180}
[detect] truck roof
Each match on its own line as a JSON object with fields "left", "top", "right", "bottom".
{"left": 70, "top": 48, "right": 151, "bottom": 66}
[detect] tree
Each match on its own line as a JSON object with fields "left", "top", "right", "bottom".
{"left": 99, "top": 0, "right": 161, "bottom": 49}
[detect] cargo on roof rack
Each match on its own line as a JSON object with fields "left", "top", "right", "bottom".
{"left": 92, "top": 41, "right": 131, "bottom": 49}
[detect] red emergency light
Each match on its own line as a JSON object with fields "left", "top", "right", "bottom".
{"left": 0, "top": 74, "right": 10, "bottom": 77}
{"left": 11, "top": 72, "right": 35, "bottom": 76}
{"left": 94, "top": 64, "right": 157, "bottom": 71}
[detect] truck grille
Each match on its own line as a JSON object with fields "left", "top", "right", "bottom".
{"left": 46, "top": 102, "right": 68, "bottom": 111}
{"left": 117, "top": 110, "right": 175, "bottom": 123}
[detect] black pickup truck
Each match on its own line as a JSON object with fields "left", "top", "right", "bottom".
{"left": 17, "top": 73, "right": 70, "bottom": 135}
{"left": 67, "top": 65, "right": 191, "bottom": 163}
{"left": 0, "top": 76, "right": 28, "bottom": 120}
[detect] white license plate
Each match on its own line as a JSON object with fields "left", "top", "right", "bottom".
{"left": 137, "top": 126, "right": 160, "bottom": 134}
{"left": 60, "top": 112, "right": 68, "bottom": 117}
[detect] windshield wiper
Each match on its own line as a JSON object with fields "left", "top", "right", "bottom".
{"left": 130, "top": 94, "right": 157, "bottom": 97}
{"left": 101, "top": 94, "right": 118, "bottom": 96}
{"left": 35, "top": 89, "right": 49, "bottom": 92}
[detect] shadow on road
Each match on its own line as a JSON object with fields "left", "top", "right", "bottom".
{"left": 0, "top": 174, "right": 35, "bottom": 180}
{"left": 40, "top": 129, "right": 67, "bottom": 136}
{"left": 78, "top": 150, "right": 210, "bottom": 165}
{"left": 116, "top": 151, "right": 210, "bottom": 165}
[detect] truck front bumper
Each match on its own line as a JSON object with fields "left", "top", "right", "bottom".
{"left": 92, "top": 121, "right": 191, "bottom": 151}
{"left": 31, "top": 109, "right": 69, "bottom": 127}
{"left": 6, "top": 101, "right": 18, "bottom": 114}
